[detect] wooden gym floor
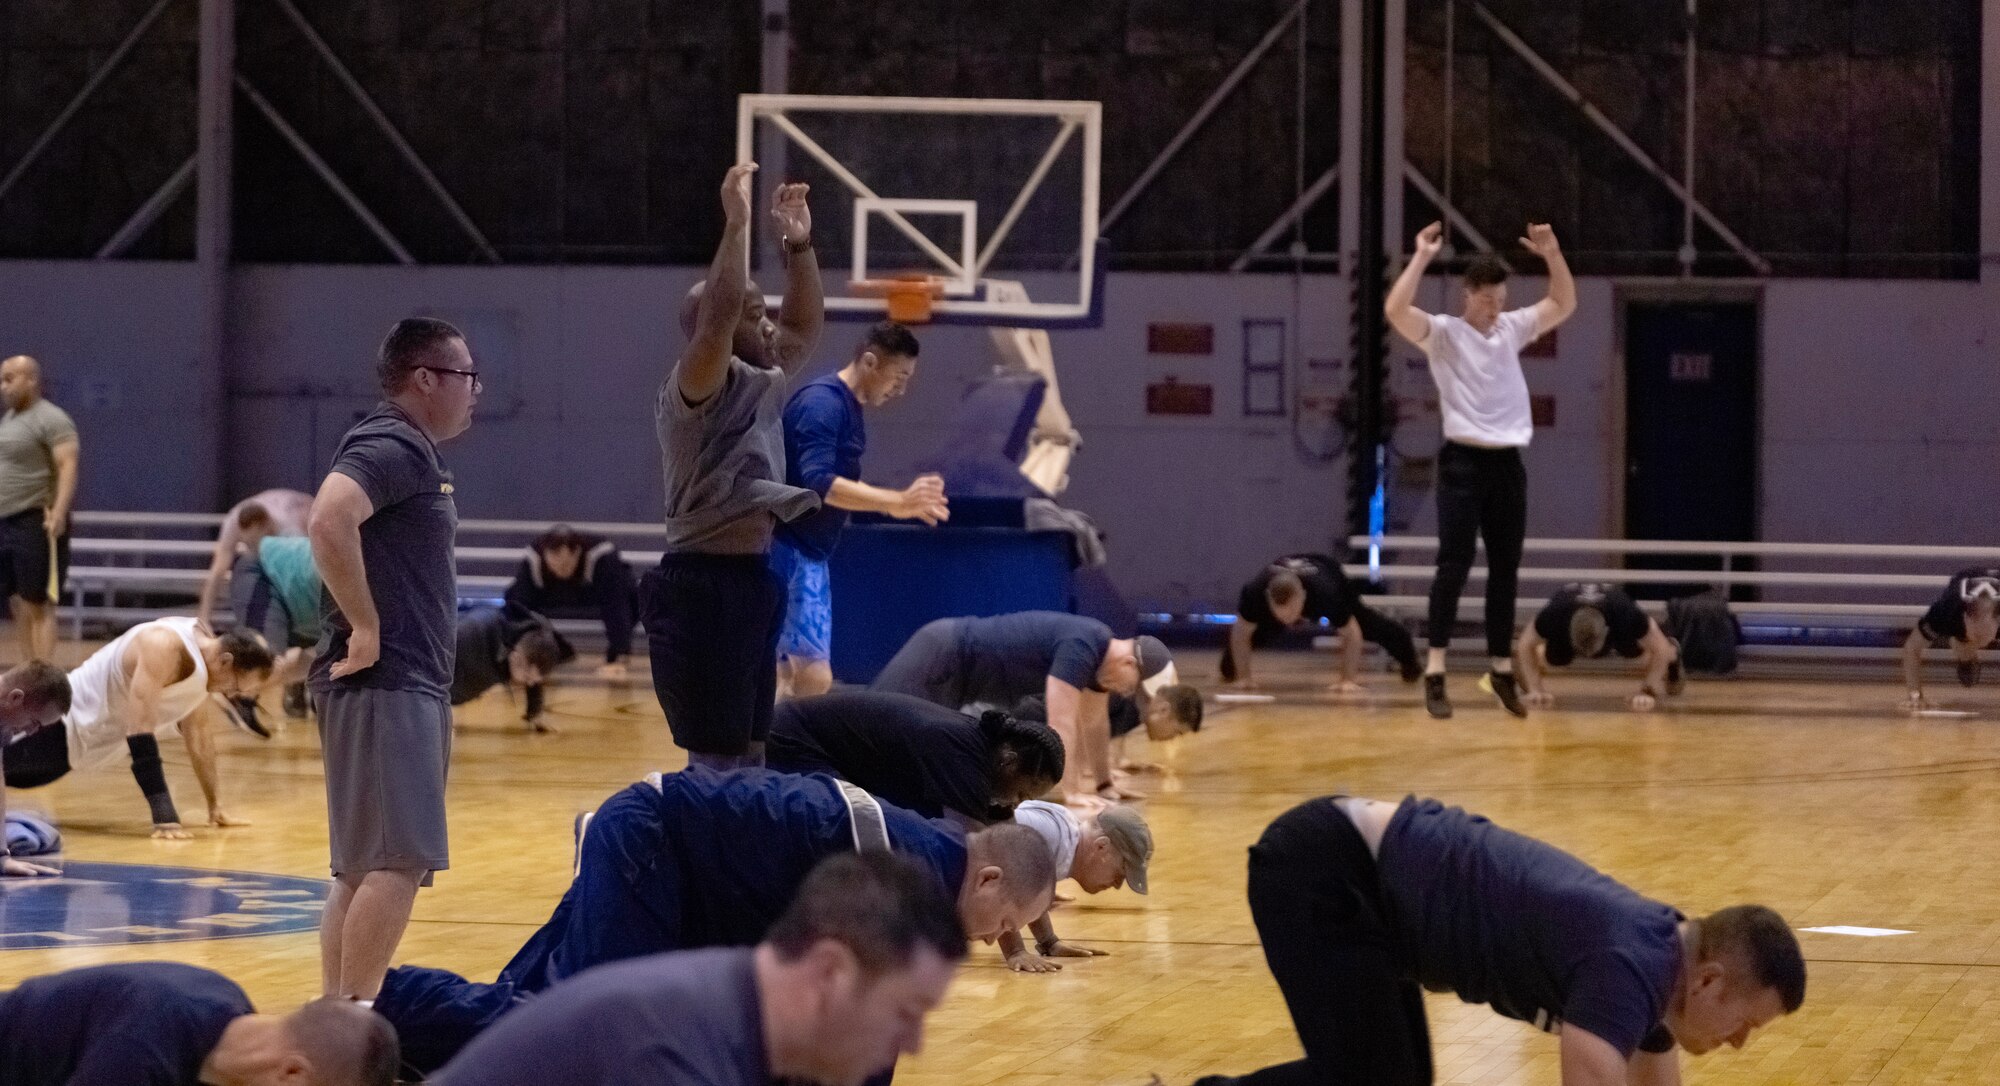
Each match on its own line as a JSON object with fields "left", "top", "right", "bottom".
{"left": 6, "top": 644, "right": 2000, "bottom": 1084}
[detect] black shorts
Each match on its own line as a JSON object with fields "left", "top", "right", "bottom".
{"left": 638, "top": 553, "right": 785, "bottom": 756}
{"left": 2, "top": 722, "right": 72, "bottom": 789}
{"left": 0, "top": 509, "right": 67, "bottom": 605}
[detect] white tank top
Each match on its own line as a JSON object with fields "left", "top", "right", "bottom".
{"left": 65, "top": 617, "right": 210, "bottom": 771}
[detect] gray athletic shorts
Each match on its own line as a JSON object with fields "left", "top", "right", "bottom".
{"left": 315, "top": 686, "right": 451, "bottom": 886}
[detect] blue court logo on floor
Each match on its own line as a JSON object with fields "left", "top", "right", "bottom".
{"left": 0, "top": 862, "right": 328, "bottom": 949}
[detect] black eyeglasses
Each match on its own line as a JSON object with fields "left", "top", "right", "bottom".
{"left": 417, "top": 365, "right": 482, "bottom": 393}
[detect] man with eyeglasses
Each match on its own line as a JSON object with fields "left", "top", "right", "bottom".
{"left": 308, "top": 317, "right": 477, "bottom": 1004}
{"left": 643, "top": 163, "right": 825, "bottom": 770}
{"left": 1902, "top": 568, "right": 2000, "bottom": 709}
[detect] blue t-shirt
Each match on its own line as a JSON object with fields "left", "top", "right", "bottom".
{"left": 258, "top": 536, "right": 324, "bottom": 639}
{"left": 435, "top": 947, "right": 767, "bottom": 1086}
{"left": 1378, "top": 798, "right": 1683, "bottom": 1058}
{"left": 310, "top": 402, "right": 459, "bottom": 699}
{"left": 0, "top": 962, "right": 253, "bottom": 1086}
{"left": 956, "top": 611, "right": 1113, "bottom": 705}
{"left": 777, "top": 373, "right": 867, "bottom": 561}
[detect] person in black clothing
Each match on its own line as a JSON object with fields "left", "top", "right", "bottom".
{"left": 1012, "top": 690, "right": 1202, "bottom": 787}
{"left": 767, "top": 689, "right": 1066, "bottom": 826}
{"left": 0, "top": 960, "right": 398, "bottom": 1086}
{"left": 1221, "top": 554, "right": 1422, "bottom": 693}
{"left": 1191, "top": 795, "right": 1805, "bottom": 1086}
{"left": 504, "top": 524, "right": 637, "bottom": 679}
{"left": 1515, "top": 583, "right": 1683, "bottom": 712}
{"left": 450, "top": 603, "right": 573, "bottom": 733}
{"left": 1902, "top": 568, "right": 2000, "bottom": 708}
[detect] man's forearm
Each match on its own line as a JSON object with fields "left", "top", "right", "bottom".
{"left": 1337, "top": 619, "right": 1363, "bottom": 683}
{"left": 186, "top": 717, "right": 223, "bottom": 812}
{"left": 774, "top": 235, "right": 825, "bottom": 371}
{"left": 1028, "top": 912, "right": 1059, "bottom": 946}
{"left": 1903, "top": 635, "right": 1927, "bottom": 693}
{"left": 1228, "top": 622, "right": 1255, "bottom": 683}
{"left": 1543, "top": 245, "right": 1577, "bottom": 314}
{"left": 825, "top": 476, "right": 902, "bottom": 513}
{"left": 1641, "top": 648, "right": 1670, "bottom": 696}
{"left": 50, "top": 458, "right": 77, "bottom": 525}
{"left": 1385, "top": 248, "right": 1433, "bottom": 313}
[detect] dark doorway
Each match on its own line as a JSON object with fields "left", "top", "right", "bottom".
{"left": 1623, "top": 300, "right": 1760, "bottom": 600}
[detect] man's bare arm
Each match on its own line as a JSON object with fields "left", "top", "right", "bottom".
{"left": 677, "top": 163, "right": 759, "bottom": 405}
{"left": 309, "top": 474, "right": 380, "bottom": 679}
{"left": 766, "top": 182, "right": 823, "bottom": 376}
{"left": 47, "top": 437, "right": 78, "bottom": 535}
{"left": 1522, "top": 223, "right": 1578, "bottom": 336}
{"left": 1559, "top": 1026, "right": 1630, "bottom": 1086}
{"left": 1386, "top": 222, "right": 1443, "bottom": 346}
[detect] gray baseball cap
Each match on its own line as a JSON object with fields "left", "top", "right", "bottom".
{"left": 1096, "top": 805, "right": 1154, "bottom": 895}
{"left": 1135, "top": 635, "right": 1179, "bottom": 698}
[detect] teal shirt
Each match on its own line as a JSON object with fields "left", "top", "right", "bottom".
{"left": 258, "top": 536, "right": 323, "bottom": 639}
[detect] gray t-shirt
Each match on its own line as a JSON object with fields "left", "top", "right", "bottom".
{"left": 0, "top": 399, "right": 76, "bottom": 518}
{"left": 432, "top": 946, "right": 768, "bottom": 1086}
{"left": 657, "top": 357, "right": 819, "bottom": 555}
{"left": 309, "top": 402, "right": 458, "bottom": 700}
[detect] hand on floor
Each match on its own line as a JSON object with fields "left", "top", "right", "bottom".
{"left": 1040, "top": 939, "right": 1109, "bottom": 959}
{"left": 207, "top": 809, "right": 252, "bottom": 828}
{"left": 1629, "top": 693, "right": 1658, "bottom": 712}
{"left": 1005, "top": 949, "right": 1063, "bottom": 973}
{"left": 596, "top": 661, "right": 630, "bottom": 680}
{"left": 1, "top": 856, "right": 60, "bottom": 877}
{"left": 1524, "top": 691, "right": 1556, "bottom": 709}
{"left": 1328, "top": 680, "right": 1365, "bottom": 695}
{"left": 152, "top": 823, "right": 193, "bottom": 840}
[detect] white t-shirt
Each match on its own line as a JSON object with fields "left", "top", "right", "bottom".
{"left": 1012, "top": 800, "right": 1079, "bottom": 879}
{"left": 1420, "top": 307, "right": 1542, "bottom": 448}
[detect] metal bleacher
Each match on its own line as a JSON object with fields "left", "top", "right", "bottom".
{"left": 58, "top": 513, "right": 1999, "bottom": 667}
{"left": 63, "top": 512, "right": 667, "bottom": 647}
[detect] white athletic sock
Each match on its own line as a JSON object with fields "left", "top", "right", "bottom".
{"left": 1491, "top": 658, "right": 1513, "bottom": 675}
{"left": 1425, "top": 648, "right": 1447, "bottom": 676}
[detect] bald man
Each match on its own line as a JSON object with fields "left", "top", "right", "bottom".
{"left": 0, "top": 356, "right": 78, "bottom": 662}
{"left": 197, "top": 488, "right": 314, "bottom": 628}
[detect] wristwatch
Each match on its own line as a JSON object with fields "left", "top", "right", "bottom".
{"left": 783, "top": 235, "right": 813, "bottom": 254}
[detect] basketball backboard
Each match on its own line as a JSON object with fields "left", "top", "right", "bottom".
{"left": 736, "top": 94, "right": 1104, "bottom": 328}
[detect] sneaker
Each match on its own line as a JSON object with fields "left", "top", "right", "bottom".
{"left": 1489, "top": 670, "right": 1528, "bottom": 718}
{"left": 1424, "top": 674, "right": 1453, "bottom": 719}
{"left": 1665, "top": 639, "right": 1686, "bottom": 696}
{"left": 283, "top": 682, "right": 309, "bottom": 719}
{"left": 1958, "top": 660, "right": 1981, "bottom": 688}
{"left": 219, "top": 695, "right": 273, "bottom": 739}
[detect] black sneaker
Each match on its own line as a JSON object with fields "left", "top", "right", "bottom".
{"left": 1665, "top": 639, "right": 1686, "bottom": 696}
{"left": 1399, "top": 657, "right": 1425, "bottom": 683}
{"left": 1489, "top": 670, "right": 1528, "bottom": 718}
{"left": 1958, "top": 659, "right": 1981, "bottom": 688}
{"left": 224, "top": 696, "right": 274, "bottom": 739}
{"left": 283, "top": 682, "right": 309, "bottom": 719}
{"left": 1424, "top": 674, "right": 1453, "bottom": 719}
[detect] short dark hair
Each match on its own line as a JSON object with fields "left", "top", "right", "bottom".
{"left": 4, "top": 659, "right": 70, "bottom": 716}
{"left": 286, "top": 998, "right": 401, "bottom": 1086}
{"left": 1463, "top": 254, "right": 1510, "bottom": 288}
{"left": 539, "top": 523, "right": 586, "bottom": 552}
{"left": 1155, "top": 683, "right": 1204, "bottom": 732}
{"left": 967, "top": 821, "right": 1058, "bottom": 906}
{"left": 514, "top": 628, "right": 565, "bottom": 674}
{"left": 766, "top": 853, "right": 968, "bottom": 975}
{"left": 1266, "top": 570, "right": 1304, "bottom": 610}
{"left": 218, "top": 628, "right": 276, "bottom": 675}
{"left": 1698, "top": 905, "right": 1806, "bottom": 1013}
{"left": 376, "top": 317, "right": 464, "bottom": 394}
{"left": 857, "top": 321, "right": 920, "bottom": 362}
{"left": 1569, "top": 607, "right": 1610, "bottom": 659}
{"left": 235, "top": 502, "right": 273, "bottom": 533}
{"left": 978, "top": 709, "right": 1065, "bottom": 787}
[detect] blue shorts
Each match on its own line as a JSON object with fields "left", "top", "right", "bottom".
{"left": 771, "top": 542, "right": 832, "bottom": 663}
